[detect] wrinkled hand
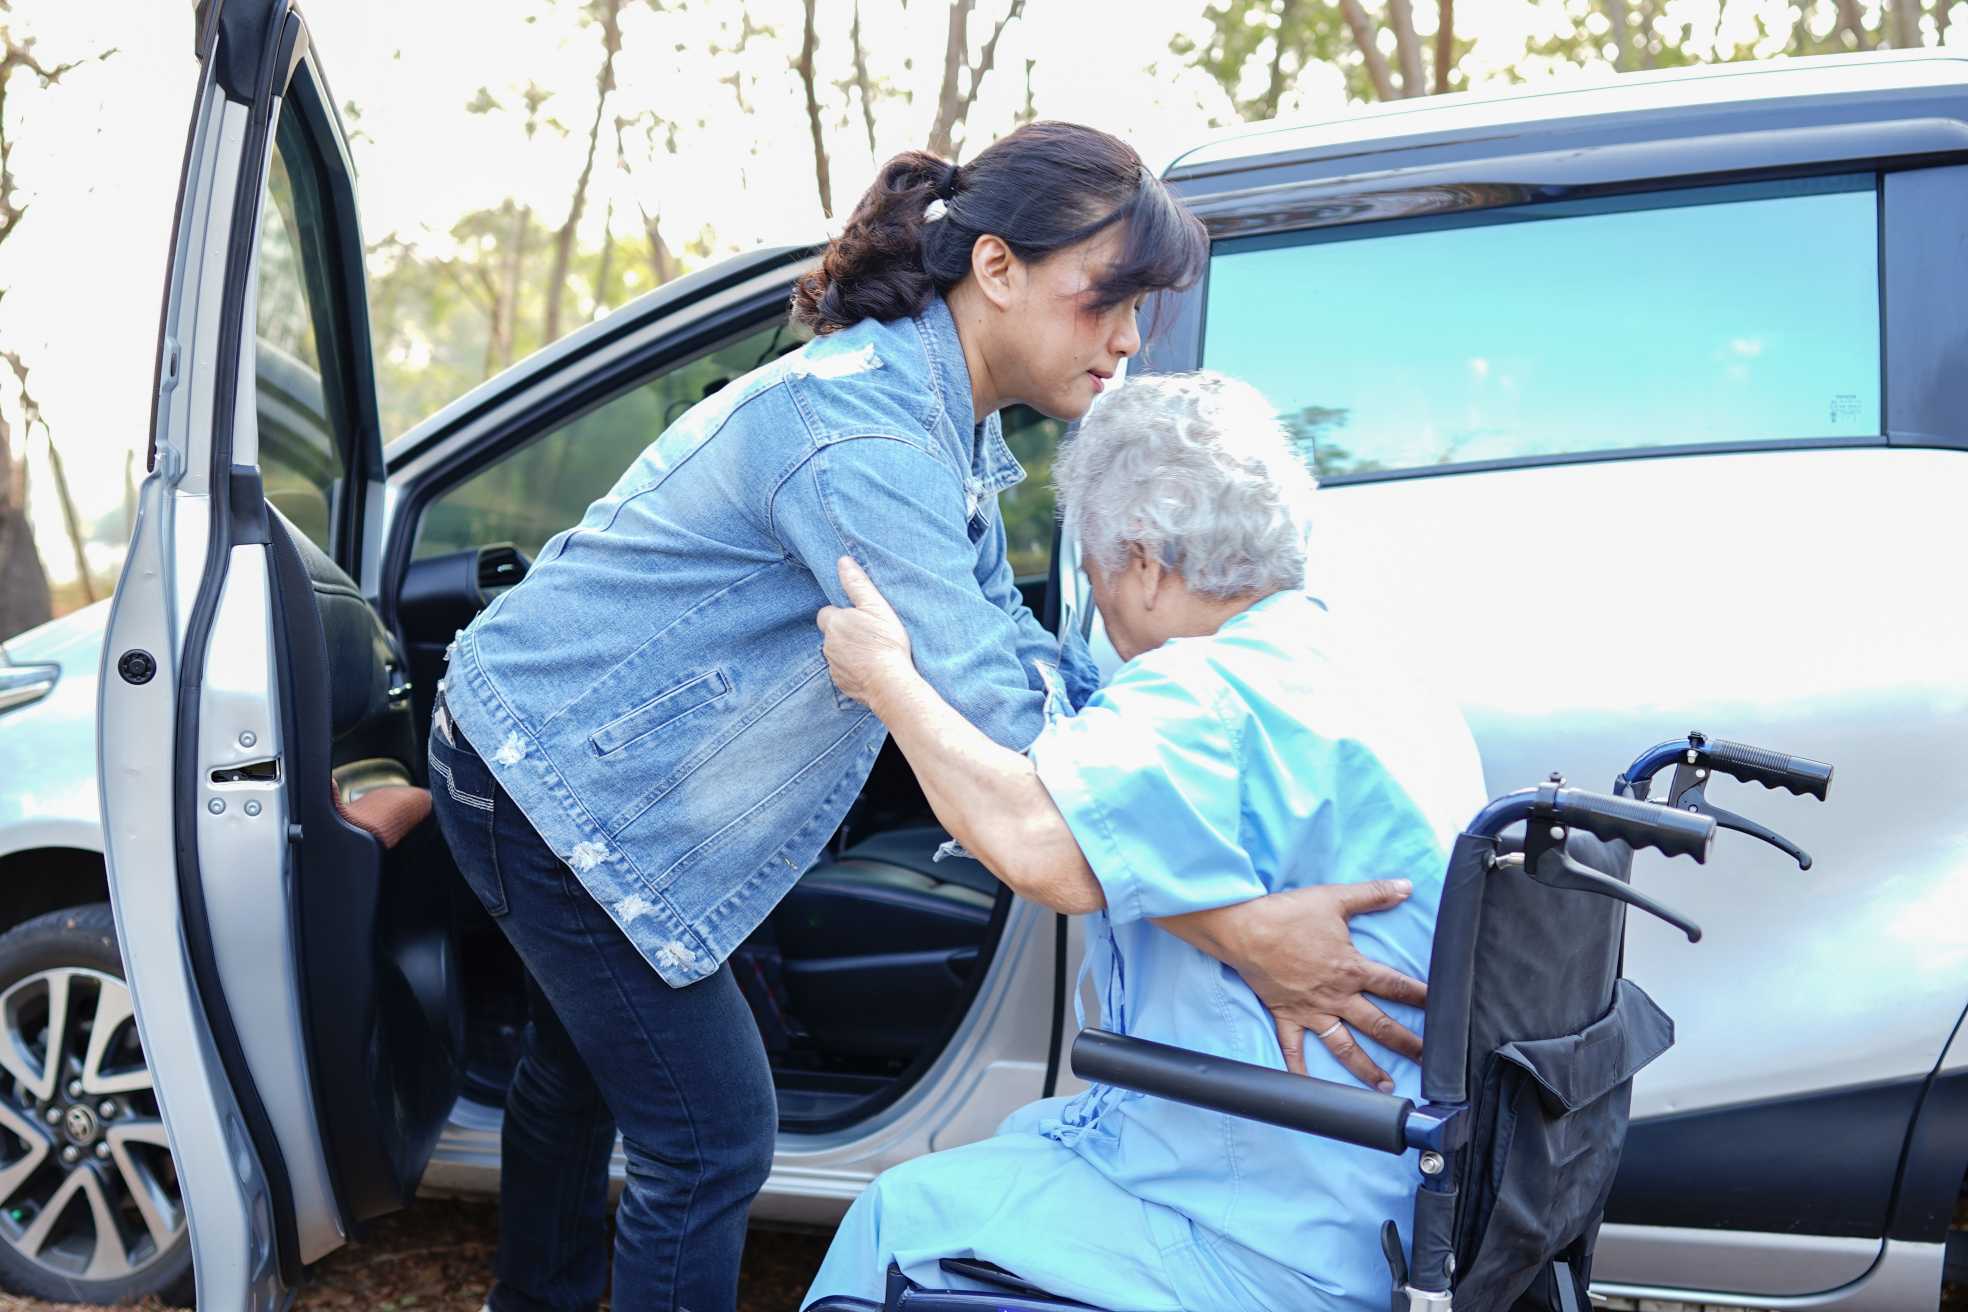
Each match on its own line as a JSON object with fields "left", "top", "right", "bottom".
{"left": 1230, "top": 880, "right": 1427, "bottom": 1091}
{"left": 816, "top": 556, "right": 915, "bottom": 708}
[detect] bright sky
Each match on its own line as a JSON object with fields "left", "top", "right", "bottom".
{"left": 3, "top": 0, "right": 1952, "bottom": 579}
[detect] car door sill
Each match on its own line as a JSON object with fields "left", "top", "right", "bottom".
{"left": 1593, "top": 1230, "right": 1940, "bottom": 1310}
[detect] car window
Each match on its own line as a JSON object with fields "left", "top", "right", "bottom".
{"left": 255, "top": 130, "right": 344, "bottom": 553}
{"left": 413, "top": 316, "right": 1066, "bottom": 578}
{"left": 1202, "top": 174, "right": 1881, "bottom": 478}
{"left": 995, "top": 406, "right": 1063, "bottom": 580}
{"left": 413, "top": 318, "right": 809, "bottom": 561}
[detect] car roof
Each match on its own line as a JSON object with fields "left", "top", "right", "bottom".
{"left": 1167, "top": 50, "right": 1968, "bottom": 178}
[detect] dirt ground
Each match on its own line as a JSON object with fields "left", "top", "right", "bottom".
{"left": 0, "top": 1198, "right": 1955, "bottom": 1311}
{"left": 0, "top": 1198, "right": 833, "bottom": 1311}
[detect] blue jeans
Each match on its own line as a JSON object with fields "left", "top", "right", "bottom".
{"left": 428, "top": 703, "right": 778, "bottom": 1312}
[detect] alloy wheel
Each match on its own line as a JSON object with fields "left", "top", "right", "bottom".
{"left": 0, "top": 966, "right": 183, "bottom": 1285}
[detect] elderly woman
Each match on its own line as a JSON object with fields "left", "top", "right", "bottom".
{"left": 805, "top": 372, "right": 1486, "bottom": 1311}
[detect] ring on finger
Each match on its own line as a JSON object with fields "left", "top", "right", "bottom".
{"left": 1313, "top": 1020, "right": 1344, "bottom": 1041}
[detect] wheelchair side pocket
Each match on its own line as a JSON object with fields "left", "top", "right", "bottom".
{"left": 1454, "top": 979, "right": 1673, "bottom": 1310}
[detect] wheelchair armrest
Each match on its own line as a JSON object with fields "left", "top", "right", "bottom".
{"left": 1070, "top": 1029, "right": 1414, "bottom": 1155}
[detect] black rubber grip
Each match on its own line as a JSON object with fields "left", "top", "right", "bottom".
{"left": 1555, "top": 787, "right": 1715, "bottom": 861}
{"left": 1704, "top": 738, "right": 1834, "bottom": 800}
{"left": 1070, "top": 1029, "right": 1413, "bottom": 1155}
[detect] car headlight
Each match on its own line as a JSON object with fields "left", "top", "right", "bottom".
{"left": 0, "top": 663, "right": 60, "bottom": 714}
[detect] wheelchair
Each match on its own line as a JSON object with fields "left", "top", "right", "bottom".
{"left": 809, "top": 732, "right": 1833, "bottom": 1312}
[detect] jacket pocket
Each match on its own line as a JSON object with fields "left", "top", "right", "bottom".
{"left": 589, "top": 669, "right": 731, "bottom": 756}
{"left": 1453, "top": 978, "right": 1673, "bottom": 1309}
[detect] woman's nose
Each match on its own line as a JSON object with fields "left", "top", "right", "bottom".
{"left": 1112, "top": 309, "right": 1142, "bottom": 358}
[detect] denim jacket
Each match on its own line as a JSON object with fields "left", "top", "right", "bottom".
{"left": 441, "top": 296, "right": 1090, "bottom": 987}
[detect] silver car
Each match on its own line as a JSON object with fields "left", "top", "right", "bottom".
{"left": 42, "top": 0, "right": 1968, "bottom": 1305}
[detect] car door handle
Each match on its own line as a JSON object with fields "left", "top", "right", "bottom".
{"left": 0, "top": 663, "right": 59, "bottom": 713}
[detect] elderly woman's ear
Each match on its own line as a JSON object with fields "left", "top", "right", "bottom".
{"left": 1126, "top": 542, "right": 1170, "bottom": 610}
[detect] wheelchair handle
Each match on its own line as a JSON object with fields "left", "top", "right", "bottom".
{"left": 1620, "top": 732, "right": 1834, "bottom": 802}
{"left": 1702, "top": 737, "right": 1834, "bottom": 800}
{"left": 1550, "top": 785, "right": 1715, "bottom": 862}
{"left": 1070, "top": 1029, "right": 1414, "bottom": 1156}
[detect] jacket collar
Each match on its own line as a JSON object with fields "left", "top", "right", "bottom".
{"left": 913, "top": 295, "right": 1026, "bottom": 497}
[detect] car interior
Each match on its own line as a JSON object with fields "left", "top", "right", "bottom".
{"left": 268, "top": 312, "right": 1067, "bottom": 1136}
{"left": 397, "top": 554, "right": 1054, "bottom": 1130}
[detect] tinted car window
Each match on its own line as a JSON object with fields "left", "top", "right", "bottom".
{"left": 416, "top": 316, "right": 1065, "bottom": 578}
{"left": 1203, "top": 175, "right": 1881, "bottom": 477}
{"left": 414, "top": 319, "right": 808, "bottom": 561}
{"left": 996, "top": 406, "right": 1064, "bottom": 580}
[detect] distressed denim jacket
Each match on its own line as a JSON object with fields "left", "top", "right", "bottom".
{"left": 442, "top": 296, "right": 1090, "bottom": 987}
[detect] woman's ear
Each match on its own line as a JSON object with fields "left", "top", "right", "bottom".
{"left": 968, "top": 234, "right": 1017, "bottom": 312}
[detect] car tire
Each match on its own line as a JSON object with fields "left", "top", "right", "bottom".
{"left": 0, "top": 904, "right": 193, "bottom": 1306}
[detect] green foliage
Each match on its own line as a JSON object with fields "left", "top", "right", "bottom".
{"left": 1173, "top": 0, "right": 1353, "bottom": 121}
{"left": 412, "top": 317, "right": 811, "bottom": 561}
{"left": 996, "top": 406, "right": 1066, "bottom": 578}
{"left": 365, "top": 204, "right": 715, "bottom": 441}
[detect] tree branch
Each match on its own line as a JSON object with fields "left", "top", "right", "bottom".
{"left": 1434, "top": 0, "right": 1454, "bottom": 93}
{"left": 798, "top": 0, "right": 833, "bottom": 218}
{"left": 850, "top": 0, "right": 879, "bottom": 158}
{"left": 545, "top": 0, "right": 623, "bottom": 344}
{"left": 1260, "top": 0, "right": 1301, "bottom": 120}
{"left": 1, "top": 351, "right": 90, "bottom": 602}
{"left": 1337, "top": 0, "right": 1399, "bottom": 100}
{"left": 928, "top": 0, "right": 1024, "bottom": 159}
{"left": 1387, "top": 0, "right": 1426, "bottom": 96}
{"left": 1605, "top": 0, "right": 1632, "bottom": 70}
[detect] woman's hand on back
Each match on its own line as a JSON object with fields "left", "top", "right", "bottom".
{"left": 817, "top": 556, "right": 917, "bottom": 709}
{"left": 1157, "top": 880, "right": 1427, "bottom": 1092}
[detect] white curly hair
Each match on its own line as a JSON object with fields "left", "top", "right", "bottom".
{"left": 1053, "top": 371, "right": 1317, "bottom": 600}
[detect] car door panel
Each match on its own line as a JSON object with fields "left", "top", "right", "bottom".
{"left": 265, "top": 509, "right": 460, "bottom": 1223}
{"left": 105, "top": 8, "right": 319, "bottom": 1295}
{"left": 1303, "top": 446, "right": 1968, "bottom": 1285}
{"left": 193, "top": 504, "right": 343, "bottom": 1268}
{"left": 103, "top": 4, "right": 463, "bottom": 1304}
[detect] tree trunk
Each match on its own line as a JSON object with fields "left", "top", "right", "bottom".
{"left": 546, "top": 0, "right": 623, "bottom": 345}
{"left": 0, "top": 25, "right": 104, "bottom": 636}
{"left": 1387, "top": 0, "right": 1426, "bottom": 97}
{"left": 493, "top": 201, "right": 532, "bottom": 370}
{"left": 1887, "top": 0, "right": 1922, "bottom": 46}
{"left": 798, "top": 0, "right": 833, "bottom": 218}
{"left": 851, "top": 1, "right": 880, "bottom": 158}
{"left": 643, "top": 210, "right": 676, "bottom": 287}
{"left": 42, "top": 432, "right": 92, "bottom": 604}
{"left": 1338, "top": 0, "right": 1399, "bottom": 100}
{"left": 1606, "top": 0, "right": 1632, "bottom": 70}
{"left": 1260, "top": 0, "right": 1301, "bottom": 120}
{"left": 0, "top": 503, "right": 50, "bottom": 641}
{"left": 929, "top": 0, "right": 976, "bottom": 157}
{"left": 928, "top": 0, "right": 1024, "bottom": 159}
{"left": 1836, "top": 0, "right": 1874, "bottom": 48}
{"left": 1434, "top": 0, "right": 1454, "bottom": 93}
{"left": 594, "top": 197, "right": 615, "bottom": 313}
{"left": 0, "top": 412, "right": 48, "bottom": 640}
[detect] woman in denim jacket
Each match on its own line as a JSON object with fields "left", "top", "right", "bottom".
{"left": 428, "top": 122, "right": 1433, "bottom": 1312}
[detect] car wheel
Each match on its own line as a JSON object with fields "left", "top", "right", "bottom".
{"left": 0, "top": 904, "right": 192, "bottom": 1305}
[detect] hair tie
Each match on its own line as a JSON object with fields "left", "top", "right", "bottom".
{"left": 935, "top": 162, "right": 961, "bottom": 202}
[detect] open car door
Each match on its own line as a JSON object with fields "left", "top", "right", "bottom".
{"left": 98, "top": 2, "right": 462, "bottom": 1305}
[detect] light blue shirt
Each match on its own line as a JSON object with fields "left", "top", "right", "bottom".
{"left": 1029, "top": 590, "right": 1485, "bottom": 1306}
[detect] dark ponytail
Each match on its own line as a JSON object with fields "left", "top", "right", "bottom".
{"left": 791, "top": 121, "right": 1205, "bottom": 336}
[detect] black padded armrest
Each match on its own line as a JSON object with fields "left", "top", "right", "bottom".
{"left": 1070, "top": 1029, "right": 1414, "bottom": 1155}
